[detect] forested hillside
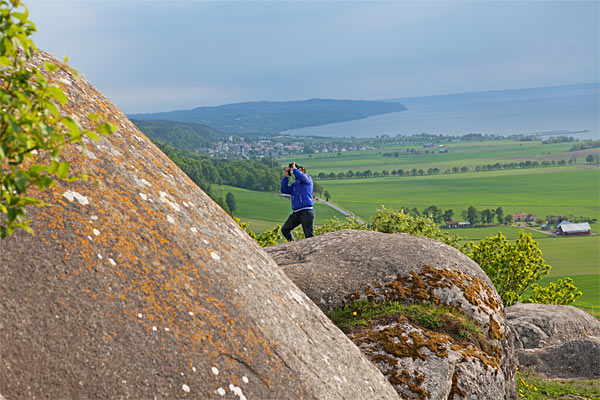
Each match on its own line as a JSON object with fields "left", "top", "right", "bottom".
{"left": 129, "top": 98, "right": 407, "bottom": 134}
{"left": 131, "top": 119, "right": 225, "bottom": 151}
{"left": 154, "top": 142, "right": 281, "bottom": 193}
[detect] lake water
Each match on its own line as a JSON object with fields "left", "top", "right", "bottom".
{"left": 284, "top": 83, "right": 599, "bottom": 140}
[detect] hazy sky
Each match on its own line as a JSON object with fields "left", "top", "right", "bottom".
{"left": 28, "top": 0, "right": 599, "bottom": 114}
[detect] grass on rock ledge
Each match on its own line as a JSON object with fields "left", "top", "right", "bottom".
{"left": 326, "top": 299, "right": 484, "bottom": 343}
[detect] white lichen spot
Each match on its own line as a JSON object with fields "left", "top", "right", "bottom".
{"left": 109, "top": 258, "right": 116, "bottom": 266}
{"left": 242, "top": 376, "right": 249, "bottom": 384}
{"left": 192, "top": 366, "right": 196, "bottom": 372}
{"left": 202, "top": 239, "right": 208, "bottom": 244}
{"left": 140, "top": 178, "right": 151, "bottom": 187}
{"left": 191, "top": 227, "right": 198, "bottom": 233}
{"left": 91, "top": 215, "right": 98, "bottom": 221}
{"left": 182, "top": 384, "right": 190, "bottom": 393}
{"left": 229, "top": 384, "right": 246, "bottom": 400}
{"left": 167, "top": 215, "right": 175, "bottom": 224}
{"left": 289, "top": 290, "right": 309, "bottom": 309}
{"left": 87, "top": 236, "right": 93, "bottom": 241}
{"left": 246, "top": 264, "right": 254, "bottom": 271}
{"left": 137, "top": 313, "right": 143, "bottom": 319}
{"left": 93, "top": 229, "right": 100, "bottom": 236}
{"left": 189, "top": 311, "right": 194, "bottom": 316}
{"left": 210, "top": 252, "right": 220, "bottom": 261}
{"left": 217, "top": 387, "right": 226, "bottom": 396}
{"left": 58, "top": 78, "right": 71, "bottom": 85}
{"left": 211, "top": 366, "right": 219, "bottom": 375}
{"left": 183, "top": 201, "right": 189, "bottom": 208}
{"left": 152, "top": 326, "right": 157, "bottom": 331}
{"left": 164, "top": 327, "right": 170, "bottom": 331}
{"left": 98, "top": 254, "right": 103, "bottom": 260}
{"left": 63, "top": 190, "right": 89, "bottom": 205}
{"left": 247, "top": 284, "right": 252, "bottom": 289}
{"left": 139, "top": 193, "right": 148, "bottom": 201}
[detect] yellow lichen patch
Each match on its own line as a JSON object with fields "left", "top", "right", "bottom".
{"left": 449, "top": 370, "right": 466, "bottom": 399}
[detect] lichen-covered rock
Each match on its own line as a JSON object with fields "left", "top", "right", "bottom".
{"left": 0, "top": 51, "right": 400, "bottom": 400}
{"left": 266, "top": 230, "right": 517, "bottom": 399}
{"left": 506, "top": 303, "right": 600, "bottom": 379}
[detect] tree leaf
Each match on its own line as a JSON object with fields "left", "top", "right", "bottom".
{"left": 57, "top": 161, "right": 70, "bottom": 179}
{"left": 97, "top": 122, "right": 116, "bottom": 136}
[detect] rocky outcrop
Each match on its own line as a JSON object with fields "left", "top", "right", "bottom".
{"left": 506, "top": 303, "right": 600, "bottom": 379}
{"left": 0, "top": 51, "right": 400, "bottom": 399}
{"left": 267, "top": 230, "right": 517, "bottom": 399}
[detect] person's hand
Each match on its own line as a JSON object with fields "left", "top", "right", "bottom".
{"left": 285, "top": 167, "right": 291, "bottom": 177}
{"left": 290, "top": 162, "right": 296, "bottom": 169}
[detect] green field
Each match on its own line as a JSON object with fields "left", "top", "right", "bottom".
{"left": 316, "top": 167, "right": 599, "bottom": 231}
{"left": 286, "top": 140, "right": 598, "bottom": 174}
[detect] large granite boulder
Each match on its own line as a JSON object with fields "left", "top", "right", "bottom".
{"left": 0, "top": 51, "right": 399, "bottom": 399}
{"left": 506, "top": 303, "right": 600, "bottom": 378}
{"left": 267, "top": 230, "right": 517, "bottom": 399}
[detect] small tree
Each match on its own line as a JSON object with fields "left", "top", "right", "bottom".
{"left": 323, "top": 190, "right": 331, "bottom": 201}
{"left": 495, "top": 207, "right": 504, "bottom": 224}
{"left": 225, "top": 192, "right": 236, "bottom": 214}
{"left": 585, "top": 154, "right": 595, "bottom": 164}
{"left": 467, "top": 231, "right": 544, "bottom": 306}
{"left": 0, "top": 0, "right": 115, "bottom": 237}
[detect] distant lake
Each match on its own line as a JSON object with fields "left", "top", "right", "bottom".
{"left": 283, "top": 83, "right": 599, "bottom": 140}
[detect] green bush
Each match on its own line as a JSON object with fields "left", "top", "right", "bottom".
{"left": 369, "top": 206, "right": 463, "bottom": 249}
{"left": 465, "top": 231, "right": 580, "bottom": 306}
{"left": 526, "top": 278, "right": 582, "bottom": 305}
{"left": 235, "top": 218, "right": 282, "bottom": 247}
{"left": 0, "top": 0, "right": 114, "bottom": 237}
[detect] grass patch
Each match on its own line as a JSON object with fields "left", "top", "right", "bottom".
{"left": 517, "top": 368, "right": 600, "bottom": 399}
{"left": 326, "top": 299, "right": 483, "bottom": 343}
{"left": 322, "top": 168, "right": 599, "bottom": 228}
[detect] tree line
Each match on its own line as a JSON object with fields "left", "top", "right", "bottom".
{"left": 315, "top": 159, "right": 574, "bottom": 181}
{"left": 396, "top": 205, "right": 506, "bottom": 225}
{"left": 569, "top": 140, "right": 599, "bottom": 151}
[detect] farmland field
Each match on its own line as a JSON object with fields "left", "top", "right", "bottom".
{"left": 287, "top": 140, "right": 599, "bottom": 174}
{"left": 316, "top": 167, "right": 599, "bottom": 230}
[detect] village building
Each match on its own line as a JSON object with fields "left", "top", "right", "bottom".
{"left": 556, "top": 220, "right": 575, "bottom": 230}
{"left": 511, "top": 212, "right": 536, "bottom": 222}
{"left": 556, "top": 222, "right": 591, "bottom": 236}
{"left": 445, "top": 221, "right": 471, "bottom": 228}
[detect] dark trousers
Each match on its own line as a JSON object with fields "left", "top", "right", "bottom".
{"left": 281, "top": 209, "right": 315, "bottom": 241}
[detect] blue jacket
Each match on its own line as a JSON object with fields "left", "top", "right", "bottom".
{"left": 281, "top": 168, "right": 314, "bottom": 211}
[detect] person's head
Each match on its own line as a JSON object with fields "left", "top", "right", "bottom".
{"left": 297, "top": 165, "right": 306, "bottom": 173}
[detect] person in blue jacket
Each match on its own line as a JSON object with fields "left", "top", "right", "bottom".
{"left": 280, "top": 161, "right": 314, "bottom": 241}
